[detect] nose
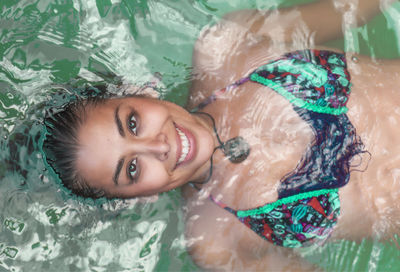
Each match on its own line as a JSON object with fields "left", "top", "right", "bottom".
{"left": 136, "top": 133, "right": 170, "bottom": 161}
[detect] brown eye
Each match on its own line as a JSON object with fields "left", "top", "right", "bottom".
{"left": 128, "top": 158, "right": 137, "bottom": 180}
{"left": 128, "top": 114, "right": 137, "bottom": 135}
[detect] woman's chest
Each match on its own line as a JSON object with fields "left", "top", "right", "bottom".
{"left": 200, "top": 83, "right": 314, "bottom": 209}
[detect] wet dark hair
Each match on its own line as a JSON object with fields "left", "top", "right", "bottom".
{"left": 44, "top": 96, "right": 108, "bottom": 199}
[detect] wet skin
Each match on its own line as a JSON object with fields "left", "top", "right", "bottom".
{"left": 76, "top": 97, "right": 216, "bottom": 198}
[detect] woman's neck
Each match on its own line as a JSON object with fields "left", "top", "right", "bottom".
{"left": 186, "top": 111, "right": 221, "bottom": 186}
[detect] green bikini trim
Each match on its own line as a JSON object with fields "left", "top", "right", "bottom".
{"left": 236, "top": 188, "right": 339, "bottom": 218}
{"left": 261, "top": 58, "right": 329, "bottom": 87}
{"left": 250, "top": 73, "right": 348, "bottom": 115}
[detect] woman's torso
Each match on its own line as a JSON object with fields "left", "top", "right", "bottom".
{"left": 183, "top": 21, "right": 400, "bottom": 253}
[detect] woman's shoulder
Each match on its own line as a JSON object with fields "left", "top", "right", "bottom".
{"left": 183, "top": 187, "right": 290, "bottom": 270}
{"left": 189, "top": 15, "right": 256, "bottom": 108}
{"left": 183, "top": 191, "right": 244, "bottom": 269}
{"left": 192, "top": 13, "right": 276, "bottom": 79}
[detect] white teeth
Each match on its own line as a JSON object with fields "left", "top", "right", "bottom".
{"left": 176, "top": 126, "right": 190, "bottom": 164}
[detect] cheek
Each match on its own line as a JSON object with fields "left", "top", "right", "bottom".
{"left": 138, "top": 160, "right": 172, "bottom": 190}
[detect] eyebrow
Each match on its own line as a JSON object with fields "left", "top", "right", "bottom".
{"left": 113, "top": 105, "right": 125, "bottom": 185}
{"left": 113, "top": 158, "right": 125, "bottom": 185}
{"left": 115, "top": 105, "right": 125, "bottom": 137}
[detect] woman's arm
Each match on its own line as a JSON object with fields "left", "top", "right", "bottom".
{"left": 188, "top": 237, "right": 321, "bottom": 271}
{"left": 188, "top": 0, "right": 395, "bottom": 108}
{"left": 222, "top": 0, "right": 395, "bottom": 45}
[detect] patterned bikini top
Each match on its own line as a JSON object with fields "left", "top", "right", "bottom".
{"left": 193, "top": 49, "right": 350, "bottom": 114}
{"left": 197, "top": 49, "right": 357, "bottom": 248}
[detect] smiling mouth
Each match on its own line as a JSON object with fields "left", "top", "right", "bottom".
{"left": 174, "top": 123, "right": 195, "bottom": 168}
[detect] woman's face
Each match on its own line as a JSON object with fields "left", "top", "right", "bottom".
{"left": 75, "top": 97, "right": 215, "bottom": 198}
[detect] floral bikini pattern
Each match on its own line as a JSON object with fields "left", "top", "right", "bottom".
{"left": 211, "top": 189, "right": 340, "bottom": 248}
{"left": 251, "top": 49, "right": 351, "bottom": 115}
{"left": 207, "top": 50, "right": 355, "bottom": 248}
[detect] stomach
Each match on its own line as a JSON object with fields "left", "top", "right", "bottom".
{"left": 340, "top": 54, "right": 400, "bottom": 241}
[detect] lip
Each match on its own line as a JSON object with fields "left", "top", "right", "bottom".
{"left": 174, "top": 122, "right": 196, "bottom": 168}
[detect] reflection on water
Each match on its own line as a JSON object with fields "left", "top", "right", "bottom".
{"left": 0, "top": 0, "right": 399, "bottom": 271}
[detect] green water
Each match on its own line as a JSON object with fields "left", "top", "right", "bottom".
{"left": 0, "top": 0, "right": 399, "bottom": 271}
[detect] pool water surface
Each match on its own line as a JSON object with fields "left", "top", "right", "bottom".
{"left": 0, "top": 0, "right": 399, "bottom": 271}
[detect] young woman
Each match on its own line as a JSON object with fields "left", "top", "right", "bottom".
{"left": 45, "top": 0, "right": 399, "bottom": 270}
